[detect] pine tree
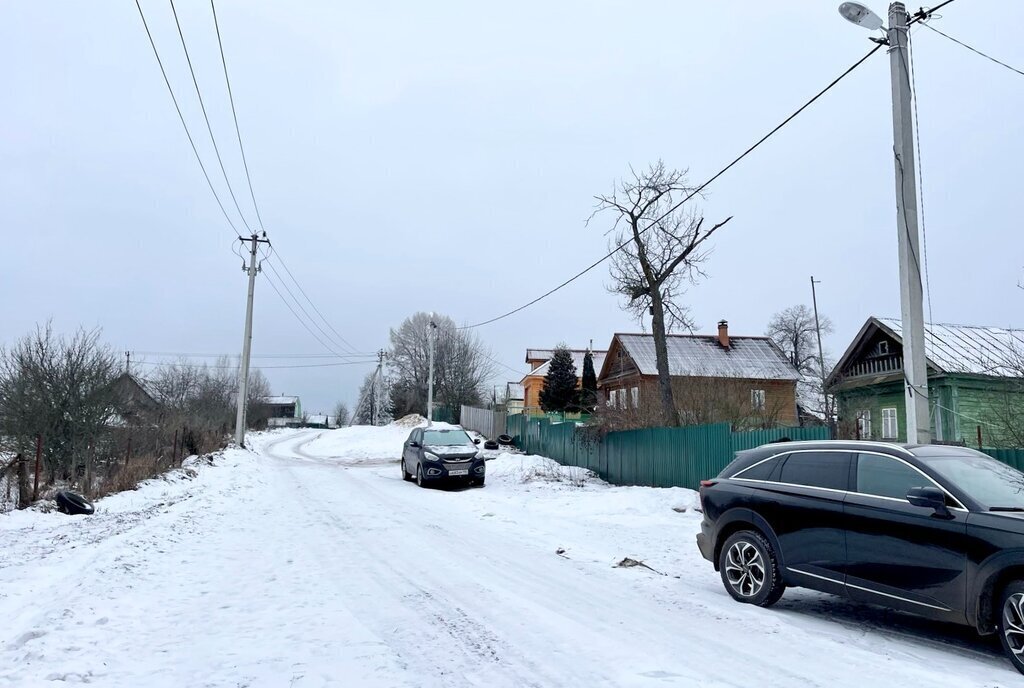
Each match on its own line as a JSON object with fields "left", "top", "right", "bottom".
{"left": 580, "top": 350, "right": 598, "bottom": 412}
{"left": 539, "top": 346, "right": 578, "bottom": 412}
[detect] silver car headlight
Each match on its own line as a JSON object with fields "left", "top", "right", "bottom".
{"left": 424, "top": 451, "right": 440, "bottom": 461}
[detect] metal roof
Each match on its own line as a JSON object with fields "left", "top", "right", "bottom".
{"left": 879, "top": 318, "right": 1023, "bottom": 377}
{"left": 263, "top": 395, "right": 299, "bottom": 405}
{"left": 614, "top": 333, "right": 801, "bottom": 381}
{"left": 522, "top": 350, "right": 607, "bottom": 380}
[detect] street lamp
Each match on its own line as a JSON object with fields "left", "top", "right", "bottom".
{"left": 838, "top": 2, "right": 884, "bottom": 30}
{"left": 839, "top": 2, "right": 931, "bottom": 444}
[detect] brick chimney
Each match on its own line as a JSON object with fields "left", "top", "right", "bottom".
{"left": 718, "top": 320, "right": 730, "bottom": 349}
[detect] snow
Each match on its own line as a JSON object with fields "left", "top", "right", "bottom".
{"left": 0, "top": 427, "right": 1013, "bottom": 686}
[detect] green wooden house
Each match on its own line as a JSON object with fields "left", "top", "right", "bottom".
{"left": 826, "top": 317, "right": 1024, "bottom": 447}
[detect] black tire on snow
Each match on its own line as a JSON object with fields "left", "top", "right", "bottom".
{"left": 55, "top": 490, "right": 95, "bottom": 516}
{"left": 717, "top": 530, "right": 785, "bottom": 607}
{"left": 416, "top": 465, "right": 427, "bottom": 488}
{"left": 998, "top": 580, "right": 1024, "bottom": 675}
{"left": 483, "top": 440, "right": 499, "bottom": 450}
{"left": 497, "top": 434, "right": 513, "bottom": 445}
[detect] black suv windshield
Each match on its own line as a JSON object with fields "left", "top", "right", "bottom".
{"left": 423, "top": 430, "right": 473, "bottom": 446}
{"left": 918, "top": 452, "right": 1024, "bottom": 509}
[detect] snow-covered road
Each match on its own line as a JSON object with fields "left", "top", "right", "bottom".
{"left": 0, "top": 427, "right": 1014, "bottom": 687}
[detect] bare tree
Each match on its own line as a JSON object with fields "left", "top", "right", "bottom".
{"left": 387, "top": 312, "right": 495, "bottom": 420}
{"left": 766, "top": 305, "right": 834, "bottom": 421}
{"left": 592, "top": 162, "right": 731, "bottom": 426}
{"left": 333, "top": 401, "right": 350, "bottom": 427}
{"left": 0, "top": 324, "right": 120, "bottom": 481}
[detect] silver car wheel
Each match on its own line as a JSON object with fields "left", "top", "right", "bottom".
{"left": 724, "top": 541, "right": 766, "bottom": 598}
{"left": 1003, "top": 593, "right": 1024, "bottom": 657}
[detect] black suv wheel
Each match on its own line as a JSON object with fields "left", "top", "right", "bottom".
{"left": 999, "top": 581, "right": 1024, "bottom": 674}
{"left": 718, "top": 531, "right": 785, "bottom": 607}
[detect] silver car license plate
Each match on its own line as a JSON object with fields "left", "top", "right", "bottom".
{"left": 448, "top": 469, "right": 469, "bottom": 476}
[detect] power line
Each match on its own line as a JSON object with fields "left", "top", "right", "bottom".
{"left": 261, "top": 266, "right": 365, "bottom": 362}
{"left": 134, "top": 0, "right": 240, "bottom": 236}
{"left": 920, "top": 22, "right": 1024, "bottom": 78}
{"left": 264, "top": 245, "right": 362, "bottom": 354}
{"left": 460, "top": 41, "right": 886, "bottom": 329}
{"left": 168, "top": 0, "right": 254, "bottom": 233}
{"left": 136, "top": 358, "right": 376, "bottom": 368}
{"left": 261, "top": 256, "right": 360, "bottom": 355}
{"left": 906, "top": 27, "right": 935, "bottom": 331}
{"left": 133, "top": 350, "right": 376, "bottom": 359}
{"left": 209, "top": 0, "right": 266, "bottom": 231}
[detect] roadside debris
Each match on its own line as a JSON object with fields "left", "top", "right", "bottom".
{"left": 614, "top": 557, "right": 666, "bottom": 576}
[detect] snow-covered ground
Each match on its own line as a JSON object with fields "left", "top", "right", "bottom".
{"left": 0, "top": 425, "right": 1012, "bottom": 686}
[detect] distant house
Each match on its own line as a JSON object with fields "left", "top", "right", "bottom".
{"left": 597, "top": 321, "right": 801, "bottom": 427}
{"left": 262, "top": 395, "right": 302, "bottom": 428}
{"left": 504, "top": 382, "right": 525, "bottom": 415}
{"left": 826, "top": 317, "right": 1024, "bottom": 445}
{"left": 521, "top": 348, "right": 608, "bottom": 411}
{"left": 110, "top": 372, "right": 160, "bottom": 425}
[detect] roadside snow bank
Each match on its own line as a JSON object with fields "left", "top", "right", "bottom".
{"left": 300, "top": 420, "right": 463, "bottom": 463}
{"left": 486, "top": 451, "right": 602, "bottom": 488}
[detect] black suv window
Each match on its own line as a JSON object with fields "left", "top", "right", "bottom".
{"left": 778, "top": 452, "right": 850, "bottom": 491}
{"left": 856, "top": 453, "right": 932, "bottom": 499}
{"left": 735, "top": 454, "right": 784, "bottom": 481}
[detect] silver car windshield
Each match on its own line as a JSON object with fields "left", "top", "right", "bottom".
{"left": 423, "top": 430, "right": 473, "bottom": 447}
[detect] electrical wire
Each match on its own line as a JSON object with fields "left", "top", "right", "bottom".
{"left": 920, "top": 22, "right": 1024, "bottom": 78}
{"left": 260, "top": 256, "right": 360, "bottom": 355}
{"left": 907, "top": 28, "right": 935, "bottom": 330}
{"left": 168, "top": 0, "right": 254, "bottom": 233}
{"left": 137, "top": 359, "right": 376, "bottom": 370}
{"left": 459, "top": 42, "right": 885, "bottom": 329}
{"left": 210, "top": 0, "right": 266, "bottom": 231}
{"left": 263, "top": 245, "right": 362, "bottom": 354}
{"left": 134, "top": 0, "right": 240, "bottom": 237}
{"left": 133, "top": 350, "right": 376, "bottom": 359}
{"left": 262, "top": 267, "right": 360, "bottom": 360}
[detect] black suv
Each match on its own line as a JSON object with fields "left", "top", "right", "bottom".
{"left": 697, "top": 440, "right": 1024, "bottom": 674}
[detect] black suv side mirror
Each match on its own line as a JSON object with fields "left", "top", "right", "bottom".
{"left": 409, "top": 441, "right": 420, "bottom": 448}
{"left": 907, "top": 486, "right": 951, "bottom": 517}
{"left": 473, "top": 438, "right": 481, "bottom": 445}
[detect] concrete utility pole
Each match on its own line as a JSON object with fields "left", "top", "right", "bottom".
{"left": 234, "top": 233, "right": 269, "bottom": 447}
{"left": 427, "top": 316, "right": 437, "bottom": 425}
{"left": 887, "top": 2, "right": 930, "bottom": 443}
{"left": 810, "top": 277, "right": 832, "bottom": 434}
{"left": 371, "top": 349, "right": 386, "bottom": 426}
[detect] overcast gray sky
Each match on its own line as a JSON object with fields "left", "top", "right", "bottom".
{"left": 2, "top": 0, "right": 1021, "bottom": 415}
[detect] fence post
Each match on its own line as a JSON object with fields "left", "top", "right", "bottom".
{"left": 181, "top": 425, "right": 187, "bottom": 465}
{"left": 32, "top": 434, "right": 42, "bottom": 502}
{"left": 16, "top": 453, "right": 30, "bottom": 509}
{"left": 172, "top": 429, "right": 179, "bottom": 468}
{"left": 977, "top": 425, "right": 983, "bottom": 450}
{"left": 84, "top": 440, "right": 94, "bottom": 497}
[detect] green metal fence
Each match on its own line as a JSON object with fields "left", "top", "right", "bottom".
{"left": 982, "top": 447, "right": 1024, "bottom": 471}
{"left": 504, "top": 414, "right": 1024, "bottom": 489}
{"left": 505, "top": 415, "right": 829, "bottom": 490}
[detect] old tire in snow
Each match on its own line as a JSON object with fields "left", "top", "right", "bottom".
{"left": 718, "top": 530, "right": 784, "bottom": 607}
{"left": 483, "top": 440, "right": 499, "bottom": 450}
{"left": 55, "top": 491, "right": 95, "bottom": 516}
{"left": 497, "top": 434, "right": 513, "bottom": 445}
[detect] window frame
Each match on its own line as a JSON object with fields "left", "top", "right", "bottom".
{"left": 853, "top": 451, "right": 943, "bottom": 502}
{"left": 856, "top": 409, "right": 872, "bottom": 440}
{"left": 881, "top": 407, "right": 898, "bottom": 440}
{"left": 751, "top": 389, "right": 766, "bottom": 411}
{"left": 729, "top": 448, "right": 967, "bottom": 510}
{"left": 630, "top": 387, "right": 639, "bottom": 409}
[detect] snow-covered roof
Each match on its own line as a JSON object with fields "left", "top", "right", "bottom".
{"left": 505, "top": 382, "right": 525, "bottom": 400}
{"left": 880, "top": 318, "right": 1024, "bottom": 376}
{"left": 522, "top": 350, "right": 607, "bottom": 380}
{"left": 263, "top": 395, "right": 299, "bottom": 405}
{"left": 613, "top": 333, "right": 801, "bottom": 381}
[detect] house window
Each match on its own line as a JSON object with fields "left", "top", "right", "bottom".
{"left": 630, "top": 387, "right": 639, "bottom": 409}
{"left": 881, "top": 407, "right": 898, "bottom": 439}
{"left": 751, "top": 389, "right": 766, "bottom": 411}
{"left": 856, "top": 410, "right": 872, "bottom": 439}
{"left": 879, "top": 341, "right": 890, "bottom": 355}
